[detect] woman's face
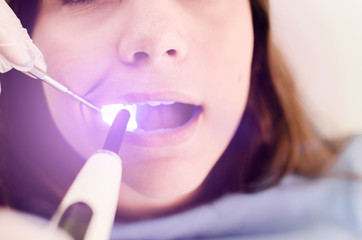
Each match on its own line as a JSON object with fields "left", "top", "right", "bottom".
{"left": 32, "top": 0, "right": 254, "bottom": 213}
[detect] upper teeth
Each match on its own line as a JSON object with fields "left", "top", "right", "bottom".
{"left": 141, "top": 101, "right": 175, "bottom": 107}
{"left": 101, "top": 101, "right": 177, "bottom": 129}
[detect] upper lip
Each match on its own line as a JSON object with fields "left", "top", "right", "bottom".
{"left": 92, "top": 91, "right": 202, "bottom": 107}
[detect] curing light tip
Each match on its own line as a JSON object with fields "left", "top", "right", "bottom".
{"left": 101, "top": 104, "right": 137, "bottom": 132}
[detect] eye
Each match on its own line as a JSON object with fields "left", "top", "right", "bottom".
{"left": 62, "top": 0, "right": 95, "bottom": 5}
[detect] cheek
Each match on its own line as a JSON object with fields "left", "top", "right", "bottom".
{"left": 201, "top": 8, "right": 253, "bottom": 163}
{"left": 33, "top": 25, "right": 108, "bottom": 93}
{"left": 205, "top": 15, "right": 254, "bottom": 124}
{"left": 32, "top": 19, "right": 113, "bottom": 158}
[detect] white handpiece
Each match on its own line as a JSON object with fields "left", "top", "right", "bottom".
{"left": 50, "top": 150, "right": 122, "bottom": 240}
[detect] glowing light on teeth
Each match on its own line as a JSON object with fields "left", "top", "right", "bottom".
{"left": 101, "top": 104, "right": 138, "bottom": 131}
{"left": 101, "top": 101, "right": 177, "bottom": 131}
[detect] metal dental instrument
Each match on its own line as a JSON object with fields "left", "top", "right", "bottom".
{"left": 24, "top": 66, "right": 100, "bottom": 112}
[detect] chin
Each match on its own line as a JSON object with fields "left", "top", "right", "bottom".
{"left": 116, "top": 174, "right": 202, "bottom": 220}
{"left": 122, "top": 161, "right": 204, "bottom": 199}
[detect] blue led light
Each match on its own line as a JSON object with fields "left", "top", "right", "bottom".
{"left": 101, "top": 104, "right": 137, "bottom": 131}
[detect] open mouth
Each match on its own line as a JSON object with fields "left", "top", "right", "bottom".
{"left": 101, "top": 101, "right": 202, "bottom": 132}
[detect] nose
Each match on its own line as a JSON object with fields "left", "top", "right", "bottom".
{"left": 117, "top": 3, "right": 188, "bottom": 65}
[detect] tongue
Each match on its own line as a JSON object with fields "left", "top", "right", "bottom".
{"left": 136, "top": 103, "right": 195, "bottom": 131}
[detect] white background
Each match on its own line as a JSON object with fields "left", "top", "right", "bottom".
{"left": 269, "top": 0, "right": 362, "bottom": 137}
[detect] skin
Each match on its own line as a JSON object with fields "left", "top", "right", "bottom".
{"left": 32, "top": 0, "right": 254, "bottom": 219}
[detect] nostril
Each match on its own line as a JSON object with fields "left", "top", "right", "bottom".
{"left": 133, "top": 52, "right": 149, "bottom": 61}
{"left": 166, "top": 49, "right": 177, "bottom": 56}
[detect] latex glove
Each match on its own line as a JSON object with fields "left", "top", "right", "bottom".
{"left": 0, "top": 208, "right": 72, "bottom": 240}
{"left": 0, "top": 0, "right": 47, "bottom": 73}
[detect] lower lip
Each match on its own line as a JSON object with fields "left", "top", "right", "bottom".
{"left": 124, "top": 108, "right": 202, "bottom": 148}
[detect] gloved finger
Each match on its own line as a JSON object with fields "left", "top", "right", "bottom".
{"left": 0, "top": 0, "right": 46, "bottom": 73}
{"left": 0, "top": 43, "right": 33, "bottom": 73}
{"left": 25, "top": 32, "right": 47, "bottom": 72}
{"left": 0, "top": 208, "right": 73, "bottom": 240}
{"left": 0, "top": 0, "right": 34, "bottom": 72}
{"left": 0, "top": 50, "right": 13, "bottom": 72}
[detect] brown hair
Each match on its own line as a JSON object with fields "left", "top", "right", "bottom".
{"left": 0, "top": 0, "right": 342, "bottom": 217}
{"left": 198, "top": 0, "right": 342, "bottom": 199}
{"left": 249, "top": 0, "right": 342, "bottom": 185}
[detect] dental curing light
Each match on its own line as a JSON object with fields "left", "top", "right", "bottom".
{"left": 101, "top": 103, "right": 137, "bottom": 131}
{"left": 50, "top": 110, "right": 130, "bottom": 240}
{"left": 22, "top": 66, "right": 100, "bottom": 112}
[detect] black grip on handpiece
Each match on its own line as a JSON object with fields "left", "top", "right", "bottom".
{"left": 103, "top": 109, "right": 130, "bottom": 152}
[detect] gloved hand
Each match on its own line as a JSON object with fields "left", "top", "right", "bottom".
{"left": 0, "top": 208, "right": 72, "bottom": 240}
{"left": 0, "top": 0, "right": 46, "bottom": 74}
